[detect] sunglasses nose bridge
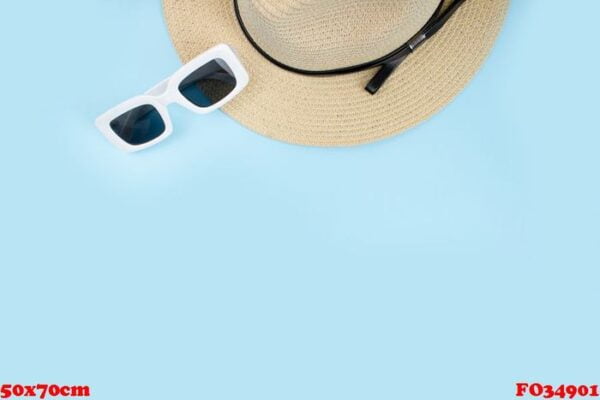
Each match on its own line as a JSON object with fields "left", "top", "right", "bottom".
{"left": 157, "top": 90, "right": 178, "bottom": 105}
{"left": 146, "top": 79, "right": 179, "bottom": 105}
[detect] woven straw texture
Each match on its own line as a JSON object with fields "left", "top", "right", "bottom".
{"left": 237, "top": 0, "right": 441, "bottom": 71}
{"left": 163, "top": 0, "right": 509, "bottom": 146}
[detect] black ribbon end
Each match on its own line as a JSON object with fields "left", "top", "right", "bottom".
{"left": 365, "top": 64, "right": 394, "bottom": 95}
{"left": 364, "top": 54, "right": 407, "bottom": 95}
{"left": 365, "top": 78, "right": 381, "bottom": 95}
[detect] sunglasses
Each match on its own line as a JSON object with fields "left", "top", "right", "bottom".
{"left": 96, "top": 44, "right": 249, "bottom": 152}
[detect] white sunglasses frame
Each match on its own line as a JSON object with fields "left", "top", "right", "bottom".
{"left": 95, "top": 44, "right": 250, "bottom": 152}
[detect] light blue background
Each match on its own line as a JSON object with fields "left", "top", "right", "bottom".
{"left": 1, "top": 1, "right": 598, "bottom": 399}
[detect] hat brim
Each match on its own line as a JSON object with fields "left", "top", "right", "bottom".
{"left": 162, "top": 0, "right": 510, "bottom": 146}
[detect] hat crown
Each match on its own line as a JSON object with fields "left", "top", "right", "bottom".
{"left": 237, "top": 0, "right": 441, "bottom": 71}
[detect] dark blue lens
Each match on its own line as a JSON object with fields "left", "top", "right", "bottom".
{"left": 178, "top": 59, "right": 237, "bottom": 108}
{"left": 110, "top": 105, "right": 166, "bottom": 145}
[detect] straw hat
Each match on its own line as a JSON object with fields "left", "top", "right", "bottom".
{"left": 162, "top": 0, "right": 509, "bottom": 146}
